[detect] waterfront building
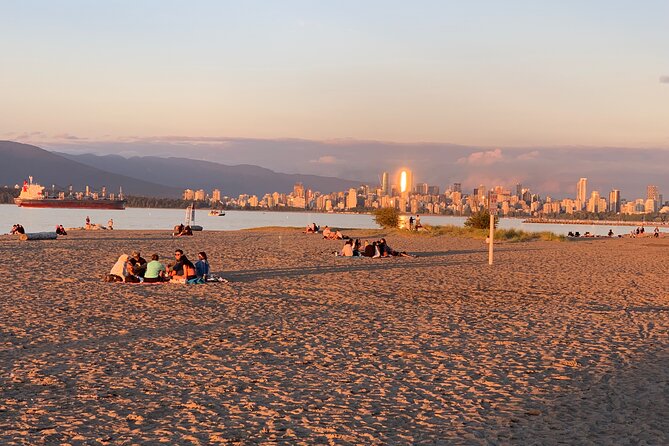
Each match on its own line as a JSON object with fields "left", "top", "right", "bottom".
{"left": 381, "top": 172, "right": 389, "bottom": 196}
{"left": 293, "top": 182, "right": 305, "bottom": 199}
{"left": 346, "top": 188, "right": 358, "bottom": 209}
{"left": 608, "top": 189, "right": 620, "bottom": 213}
{"left": 194, "top": 189, "right": 206, "bottom": 201}
{"left": 183, "top": 189, "right": 195, "bottom": 200}
{"left": 212, "top": 189, "right": 221, "bottom": 203}
{"left": 577, "top": 178, "right": 588, "bottom": 208}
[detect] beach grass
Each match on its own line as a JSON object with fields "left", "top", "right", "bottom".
{"left": 399, "top": 224, "right": 565, "bottom": 242}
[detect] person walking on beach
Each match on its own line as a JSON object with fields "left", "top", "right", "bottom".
{"left": 409, "top": 216, "right": 414, "bottom": 230}
{"left": 108, "top": 218, "right": 114, "bottom": 230}
{"left": 654, "top": 226, "right": 660, "bottom": 238}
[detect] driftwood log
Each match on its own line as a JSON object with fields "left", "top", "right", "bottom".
{"left": 19, "top": 232, "right": 58, "bottom": 241}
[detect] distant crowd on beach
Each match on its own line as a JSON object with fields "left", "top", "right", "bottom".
{"left": 304, "top": 222, "right": 416, "bottom": 258}
{"left": 567, "top": 226, "right": 663, "bottom": 238}
{"left": 106, "top": 249, "right": 225, "bottom": 284}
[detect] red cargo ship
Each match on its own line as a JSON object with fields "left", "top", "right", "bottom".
{"left": 14, "top": 177, "right": 126, "bottom": 210}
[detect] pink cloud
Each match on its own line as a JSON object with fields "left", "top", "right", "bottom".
{"left": 457, "top": 148, "right": 503, "bottom": 165}
{"left": 517, "top": 150, "right": 540, "bottom": 161}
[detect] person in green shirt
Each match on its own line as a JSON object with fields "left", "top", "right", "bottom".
{"left": 144, "top": 254, "right": 167, "bottom": 283}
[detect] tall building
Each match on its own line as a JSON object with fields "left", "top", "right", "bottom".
{"left": 515, "top": 183, "right": 522, "bottom": 198}
{"left": 587, "top": 190, "right": 601, "bottom": 213}
{"left": 346, "top": 188, "right": 358, "bottom": 209}
{"left": 608, "top": 189, "right": 621, "bottom": 213}
{"left": 577, "top": 178, "right": 587, "bottom": 208}
{"left": 381, "top": 172, "right": 389, "bottom": 196}
{"left": 293, "top": 182, "right": 305, "bottom": 199}
{"left": 194, "top": 189, "right": 206, "bottom": 201}
{"left": 183, "top": 189, "right": 195, "bottom": 200}
{"left": 453, "top": 182, "right": 462, "bottom": 193}
{"left": 211, "top": 189, "right": 221, "bottom": 202}
{"left": 415, "top": 183, "right": 428, "bottom": 195}
{"left": 647, "top": 185, "right": 660, "bottom": 202}
{"left": 397, "top": 169, "right": 413, "bottom": 195}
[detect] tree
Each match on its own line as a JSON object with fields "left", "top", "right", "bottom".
{"left": 373, "top": 207, "right": 399, "bottom": 229}
{"left": 464, "top": 209, "right": 498, "bottom": 229}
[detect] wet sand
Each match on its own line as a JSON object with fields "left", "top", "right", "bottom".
{"left": 1, "top": 229, "right": 667, "bottom": 444}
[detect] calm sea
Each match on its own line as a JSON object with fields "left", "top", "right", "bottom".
{"left": 1, "top": 204, "right": 664, "bottom": 237}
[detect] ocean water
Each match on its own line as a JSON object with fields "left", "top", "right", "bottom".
{"left": 1, "top": 204, "right": 664, "bottom": 237}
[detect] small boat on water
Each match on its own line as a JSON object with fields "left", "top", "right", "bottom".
{"left": 208, "top": 210, "right": 225, "bottom": 216}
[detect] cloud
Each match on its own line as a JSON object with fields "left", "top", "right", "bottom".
{"left": 457, "top": 148, "right": 503, "bottom": 165}
{"left": 661, "top": 75, "right": 669, "bottom": 84}
{"left": 517, "top": 150, "right": 540, "bottom": 161}
{"left": 309, "top": 155, "right": 338, "bottom": 164}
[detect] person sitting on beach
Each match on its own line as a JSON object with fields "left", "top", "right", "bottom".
{"left": 567, "top": 231, "right": 574, "bottom": 237}
{"left": 414, "top": 215, "right": 422, "bottom": 231}
{"left": 128, "top": 251, "right": 147, "bottom": 278}
{"left": 169, "top": 249, "right": 197, "bottom": 283}
{"left": 107, "top": 254, "right": 130, "bottom": 282}
{"left": 654, "top": 227, "right": 660, "bottom": 238}
{"left": 322, "top": 226, "right": 332, "bottom": 239}
{"left": 144, "top": 254, "right": 167, "bottom": 283}
{"left": 55, "top": 225, "right": 67, "bottom": 236}
{"left": 10, "top": 224, "right": 25, "bottom": 235}
{"left": 195, "top": 251, "right": 210, "bottom": 280}
{"left": 304, "top": 223, "right": 319, "bottom": 233}
{"left": 361, "top": 240, "right": 376, "bottom": 257}
{"left": 340, "top": 239, "right": 354, "bottom": 256}
{"left": 608, "top": 229, "right": 614, "bottom": 237}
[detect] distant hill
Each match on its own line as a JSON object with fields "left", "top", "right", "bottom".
{"left": 57, "top": 152, "right": 363, "bottom": 197}
{"left": 0, "top": 141, "right": 180, "bottom": 197}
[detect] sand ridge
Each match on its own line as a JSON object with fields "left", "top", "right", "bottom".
{"left": 0, "top": 229, "right": 667, "bottom": 444}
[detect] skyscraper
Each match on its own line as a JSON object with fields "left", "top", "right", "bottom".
{"left": 577, "top": 178, "right": 587, "bottom": 209}
{"left": 608, "top": 189, "right": 621, "bottom": 213}
{"left": 515, "top": 183, "right": 522, "bottom": 198}
{"left": 381, "top": 172, "right": 389, "bottom": 196}
{"left": 293, "top": 182, "right": 305, "bottom": 199}
{"left": 397, "top": 169, "right": 413, "bottom": 195}
{"left": 647, "top": 185, "right": 660, "bottom": 202}
{"left": 346, "top": 188, "right": 358, "bottom": 209}
{"left": 453, "top": 183, "right": 462, "bottom": 193}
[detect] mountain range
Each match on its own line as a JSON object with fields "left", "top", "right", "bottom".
{"left": 0, "top": 140, "right": 362, "bottom": 197}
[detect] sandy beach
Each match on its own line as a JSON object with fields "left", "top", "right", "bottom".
{"left": 1, "top": 228, "right": 667, "bottom": 444}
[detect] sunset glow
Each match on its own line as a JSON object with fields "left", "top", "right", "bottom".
{"left": 400, "top": 171, "right": 407, "bottom": 193}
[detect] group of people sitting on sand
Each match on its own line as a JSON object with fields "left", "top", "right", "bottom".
{"left": 9, "top": 224, "right": 25, "bottom": 235}
{"left": 303, "top": 223, "right": 348, "bottom": 240}
{"left": 322, "top": 226, "right": 347, "bottom": 240}
{"left": 337, "top": 238, "right": 416, "bottom": 258}
{"left": 106, "top": 249, "right": 222, "bottom": 284}
{"left": 55, "top": 225, "right": 68, "bottom": 235}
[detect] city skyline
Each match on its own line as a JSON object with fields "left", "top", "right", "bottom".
{"left": 181, "top": 171, "right": 667, "bottom": 218}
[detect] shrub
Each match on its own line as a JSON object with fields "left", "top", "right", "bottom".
{"left": 373, "top": 207, "right": 400, "bottom": 229}
{"left": 464, "top": 210, "right": 498, "bottom": 230}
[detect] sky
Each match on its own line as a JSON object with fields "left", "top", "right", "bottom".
{"left": 1, "top": 1, "right": 668, "bottom": 197}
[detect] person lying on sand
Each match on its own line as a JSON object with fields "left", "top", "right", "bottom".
{"left": 378, "top": 238, "right": 416, "bottom": 257}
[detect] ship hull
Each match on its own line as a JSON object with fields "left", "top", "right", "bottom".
{"left": 15, "top": 199, "right": 126, "bottom": 210}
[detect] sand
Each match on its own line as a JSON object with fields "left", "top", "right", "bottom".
{"left": 1, "top": 228, "right": 667, "bottom": 444}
